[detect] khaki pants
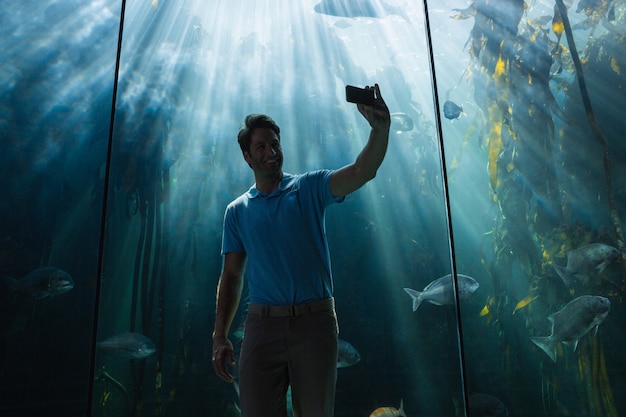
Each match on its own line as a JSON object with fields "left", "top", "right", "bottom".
{"left": 238, "top": 299, "right": 338, "bottom": 417}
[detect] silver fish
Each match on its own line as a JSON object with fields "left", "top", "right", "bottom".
{"left": 5, "top": 267, "right": 74, "bottom": 299}
{"left": 553, "top": 243, "right": 620, "bottom": 286}
{"left": 531, "top": 295, "right": 610, "bottom": 362}
{"left": 97, "top": 332, "right": 156, "bottom": 359}
{"left": 404, "top": 274, "right": 479, "bottom": 312}
{"left": 337, "top": 339, "right": 360, "bottom": 368}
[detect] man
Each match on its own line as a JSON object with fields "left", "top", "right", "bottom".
{"left": 212, "top": 84, "right": 390, "bottom": 417}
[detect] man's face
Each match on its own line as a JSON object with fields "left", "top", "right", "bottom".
{"left": 244, "top": 128, "right": 283, "bottom": 175}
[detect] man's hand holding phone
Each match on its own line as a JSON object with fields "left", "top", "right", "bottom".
{"left": 346, "top": 84, "right": 390, "bottom": 130}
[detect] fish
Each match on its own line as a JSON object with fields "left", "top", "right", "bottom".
{"left": 512, "top": 294, "right": 538, "bottom": 315}
{"left": 96, "top": 332, "right": 157, "bottom": 359}
{"left": 443, "top": 101, "right": 463, "bottom": 120}
{"left": 530, "top": 295, "right": 610, "bottom": 362}
{"left": 468, "top": 393, "right": 509, "bottom": 417}
{"left": 390, "top": 112, "right": 414, "bottom": 133}
{"left": 314, "top": 0, "right": 407, "bottom": 20}
{"left": 553, "top": 243, "right": 620, "bottom": 286}
{"left": 337, "top": 339, "right": 360, "bottom": 368}
{"left": 3, "top": 267, "right": 74, "bottom": 299}
{"left": 369, "top": 399, "right": 406, "bottom": 417}
{"left": 479, "top": 304, "right": 490, "bottom": 317}
{"left": 404, "top": 274, "right": 479, "bottom": 312}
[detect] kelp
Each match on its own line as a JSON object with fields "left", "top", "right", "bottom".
{"left": 554, "top": 0, "right": 625, "bottom": 261}
{"left": 454, "top": 0, "right": 624, "bottom": 415}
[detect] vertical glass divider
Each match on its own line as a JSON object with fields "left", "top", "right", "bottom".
{"left": 420, "top": 0, "right": 470, "bottom": 415}
{"left": 86, "top": 0, "right": 128, "bottom": 415}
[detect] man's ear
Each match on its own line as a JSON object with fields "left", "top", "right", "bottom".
{"left": 243, "top": 151, "right": 252, "bottom": 168}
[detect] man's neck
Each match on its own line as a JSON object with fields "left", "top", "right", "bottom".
{"left": 255, "top": 171, "right": 283, "bottom": 194}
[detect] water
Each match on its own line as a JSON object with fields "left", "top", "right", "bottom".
{"left": 1, "top": 0, "right": 625, "bottom": 416}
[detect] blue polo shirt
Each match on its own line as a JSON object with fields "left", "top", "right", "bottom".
{"left": 221, "top": 170, "right": 344, "bottom": 305}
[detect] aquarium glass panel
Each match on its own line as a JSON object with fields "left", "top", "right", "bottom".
{"left": 430, "top": 0, "right": 626, "bottom": 416}
{"left": 92, "top": 0, "right": 465, "bottom": 416}
{"left": 0, "top": 0, "right": 122, "bottom": 415}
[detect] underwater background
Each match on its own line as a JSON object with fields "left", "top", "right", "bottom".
{"left": 1, "top": 0, "right": 625, "bottom": 416}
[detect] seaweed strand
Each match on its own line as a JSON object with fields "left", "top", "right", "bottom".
{"left": 554, "top": 0, "right": 625, "bottom": 261}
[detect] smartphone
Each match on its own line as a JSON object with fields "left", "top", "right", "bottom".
{"left": 345, "top": 85, "right": 376, "bottom": 106}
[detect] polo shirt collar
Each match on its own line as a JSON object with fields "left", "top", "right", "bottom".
{"left": 247, "top": 173, "right": 294, "bottom": 198}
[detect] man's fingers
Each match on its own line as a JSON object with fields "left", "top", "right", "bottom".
{"left": 212, "top": 347, "right": 235, "bottom": 382}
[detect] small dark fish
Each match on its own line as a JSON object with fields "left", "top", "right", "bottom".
{"left": 531, "top": 295, "right": 610, "bottom": 362}
{"left": 404, "top": 274, "right": 479, "bottom": 312}
{"left": 4, "top": 267, "right": 74, "bottom": 299}
{"left": 390, "top": 112, "right": 414, "bottom": 132}
{"left": 443, "top": 101, "right": 463, "bottom": 120}
{"left": 469, "top": 393, "right": 509, "bottom": 417}
{"left": 553, "top": 243, "right": 620, "bottom": 286}
{"left": 314, "top": 0, "right": 406, "bottom": 19}
{"left": 337, "top": 339, "right": 360, "bottom": 368}
{"left": 97, "top": 332, "right": 156, "bottom": 359}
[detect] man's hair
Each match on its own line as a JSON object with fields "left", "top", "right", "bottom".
{"left": 237, "top": 114, "right": 281, "bottom": 154}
